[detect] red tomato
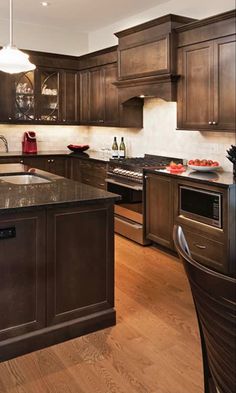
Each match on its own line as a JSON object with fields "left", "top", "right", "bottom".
{"left": 200, "top": 159, "right": 208, "bottom": 166}
{"left": 188, "top": 160, "right": 194, "bottom": 165}
{"left": 212, "top": 161, "right": 219, "bottom": 166}
{"left": 177, "top": 163, "right": 183, "bottom": 169}
{"left": 194, "top": 159, "right": 201, "bottom": 166}
{"left": 207, "top": 160, "right": 213, "bottom": 166}
{"left": 170, "top": 162, "right": 177, "bottom": 169}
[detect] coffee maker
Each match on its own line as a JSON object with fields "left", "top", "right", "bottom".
{"left": 22, "top": 131, "right": 37, "bottom": 154}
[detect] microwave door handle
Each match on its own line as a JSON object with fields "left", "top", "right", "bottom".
{"left": 193, "top": 243, "right": 207, "bottom": 250}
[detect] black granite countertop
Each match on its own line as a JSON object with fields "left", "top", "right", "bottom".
{"left": 0, "top": 150, "right": 111, "bottom": 163}
{"left": 145, "top": 167, "right": 235, "bottom": 187}
{"left": 0, "top": 164, "right": 120, "bottom": 212}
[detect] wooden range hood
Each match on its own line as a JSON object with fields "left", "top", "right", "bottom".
{"left": 114, "top": 14, "right": 196, "bottom": 119}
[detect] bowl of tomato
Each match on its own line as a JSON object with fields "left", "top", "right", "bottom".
{"left": 188, "top": 159, "right": 221, "bottom": 172}
{"left": 166, "top": 162, "right": 186, "bottom": 173}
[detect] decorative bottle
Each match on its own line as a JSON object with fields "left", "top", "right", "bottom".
{"left": 112, "top": 137, "right": 119, "bottom": 158}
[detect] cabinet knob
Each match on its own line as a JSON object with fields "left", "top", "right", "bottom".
{"left": 212, "top": 121, "right": 217, "bottom": 125}
{"left": 20, "top": 160, "right": 23, "bottom": 164}
{"left": 51, "top": 159, "right": 54, "bottom": 163}
{"left": 208, "top": 121, "right": 213, "bottom": 125}
{"left": 47, "top": 159, "right": 51, "bottom": 163}
{"left": 63, "top": 119, "right": 66, "bottom": 122}
{"left": 8, "top": 117, "right": 12, "bottom": 120}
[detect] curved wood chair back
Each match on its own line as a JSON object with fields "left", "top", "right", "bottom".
{"left": 173, "top": 225, "right": 236, "bottom": 393}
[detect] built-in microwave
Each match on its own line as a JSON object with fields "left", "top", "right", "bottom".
{"left": 179, "top": 186, "right": 222, "bottom": 228}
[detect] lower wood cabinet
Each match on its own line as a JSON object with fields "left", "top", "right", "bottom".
{"left": 144, "top": 172, "right": 235, "bottom": 276}
{"left": 22, "top": 156, "right": 68, "bottom": 177}
{"left": 46, "top": 205, "right": 113, "bottom": 325}
{"left": 144, "top": 173, "right": 174, "bottom": 249}
{"left": 0, "top": 210, "right": 46, "bottom": 342}
{"left": 0, "top": 202, "right": 115, "bottom": 362}
{"left": 71, "top": 158, "right": 108, "bottom": 190}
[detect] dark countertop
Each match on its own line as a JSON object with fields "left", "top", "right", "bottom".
{"left": 0, "top": 164, "right": 120, "bottom": 212}
{"left": 0, "top": 150, "right": 111, "bottom": 163}
{"left": 145, "top": 167, "right": 235, "bottom": 187}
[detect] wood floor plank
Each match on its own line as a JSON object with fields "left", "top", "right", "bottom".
{"left": 0, "top": 235, "right": 204, "bottom": 393}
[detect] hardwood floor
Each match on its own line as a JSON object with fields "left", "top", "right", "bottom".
{"left": 0, "top": 235, "right": 203, "bottom": 393}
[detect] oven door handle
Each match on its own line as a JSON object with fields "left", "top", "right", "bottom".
{"left": 115, "top": 216, "right": 143, "bottom": 229}
{"left": 105, "top": 178, "right": 143, "bottom": 191}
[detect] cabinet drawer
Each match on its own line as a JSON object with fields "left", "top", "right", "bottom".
{"left": 0, "top": 157, "right": 24, "bottom": 164}
{"left": 182, "top": 228, "right": 227, "bottom": 273}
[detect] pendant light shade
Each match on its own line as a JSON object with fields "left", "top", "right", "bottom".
{"left": 0, "top": 46, "right": 36, "bottom": 74}
{"left": 0, "top": 0, "right": 36, "bottom": 74}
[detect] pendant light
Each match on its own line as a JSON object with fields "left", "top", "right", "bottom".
{"left": 0, "top": 0, "right": 36, "bottom": 74}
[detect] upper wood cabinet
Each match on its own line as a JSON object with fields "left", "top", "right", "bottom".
{"left": 79, "top": 63, "right": 118, "bottom": 126}
{"left": 177, "top": 11, "right": 236, "bottom": 132}
{"left": 61, "top": 70, "right": 79, "bottom": 124}
{"left": 115, "top": 14, "right": 195, "bottom": 81}
{"left": 0, "top": 72, "right": 13, "bottom": 121}
{"left": 0, "top": 67, "right": 78, "bottom": 125}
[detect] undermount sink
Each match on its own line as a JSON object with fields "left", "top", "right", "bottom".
{"left": 0, "top": 174, "right": 51, "bottom": 185}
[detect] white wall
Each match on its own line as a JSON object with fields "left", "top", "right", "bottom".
{"left": 0, "top": 18, "right": 88, "bottom": 56}
{"left": 0, "top": 124, "right": 88, "bottom": 152}
{"left": 1, "top": 99, "right": 235, "bottom": 172}
{"left": 88, "top": 0, "right": 235, "bottom": 51}
{"left": 84, "top": 99, "right": 235, "bottom": 172}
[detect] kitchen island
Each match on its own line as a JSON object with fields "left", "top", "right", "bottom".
{"left": 0, "top": 164, "right": 119, "bottom": 362}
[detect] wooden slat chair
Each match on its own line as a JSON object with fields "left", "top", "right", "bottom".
{"left": 173, "top": 225, "right": 236, "bottom": 393}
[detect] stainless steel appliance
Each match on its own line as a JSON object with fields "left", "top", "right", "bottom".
{"left": 179, "top": 186, "right": 222, "bottom": 228}
{"left": 106, "top": 154, "right": 182, "bottom": 244}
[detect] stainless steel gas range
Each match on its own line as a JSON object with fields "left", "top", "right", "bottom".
{"left": 106, "top": 154, "right": 182, "bottom": 245}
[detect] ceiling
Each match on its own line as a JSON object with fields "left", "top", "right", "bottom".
{"left": 0, "top": 0, "right": 171, "bottom": 32}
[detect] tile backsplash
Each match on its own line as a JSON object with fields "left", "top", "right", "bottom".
{"left": 0, "top": 99, "right": 235, "bottom": 171}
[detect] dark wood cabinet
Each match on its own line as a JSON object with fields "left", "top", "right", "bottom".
{"left": 61, "top": 70, "right": 78, "bottom": 124}
{"left": 144, "top": 173, "right": 174, "bottom": 249}
{"left": 88, "top": 67, "right": 104, "bottom": 123}
{"left": 79, "top": 63, "right": 118, "bottom": 126}
{"left": 177, "top": 41, "right": 214, "bottom": 130}
{"left": 213, "top": 35, "right": 236, "bottom": 131}
{"left": 22, "top": 156, "right": 68, "bottom": 177}
{"left": 145, "top": 171, "right": 236, "bottom": 276}
{"left": 79, "top": 70, "right": 89, "bottom": 123}
{"left": 71, "top": 158, "right": 107, "bottom": 190}
{"left": 0, "top": 200, "right": 115, "bottom": 362}
{"left": 0, "top": 210, "right": 46, "bottom": 342}
{"left": 0, "top": 67, "right": 78, "bottom": 125}
{"left": 103, "top": 63, "right": 119, "bottom": 125}
{"left": 46, "top": 204, "right": 113, "bottom": 325}
{"left": 177, "top": 11, "right": 236, "bottom": 132}
{"left": 0, "top": 72, "right": 14, "bottom": 121}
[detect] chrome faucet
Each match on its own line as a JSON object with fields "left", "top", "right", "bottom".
{"left": 0, "top": 135, "right": 9, "bottom": 152}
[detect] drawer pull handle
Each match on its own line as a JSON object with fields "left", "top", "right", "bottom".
{"left": 193, "top": 243, "right": 206, "bottom": 250}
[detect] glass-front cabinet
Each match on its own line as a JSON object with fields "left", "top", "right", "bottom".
{"left": 38, "top": 69, "right": 59, "bottom": 122}
{"left": 15, "top": 71, "right": 35, "bottom": 121}
{"left": 14, "top": 68, "right": 60, "bottom": 123}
